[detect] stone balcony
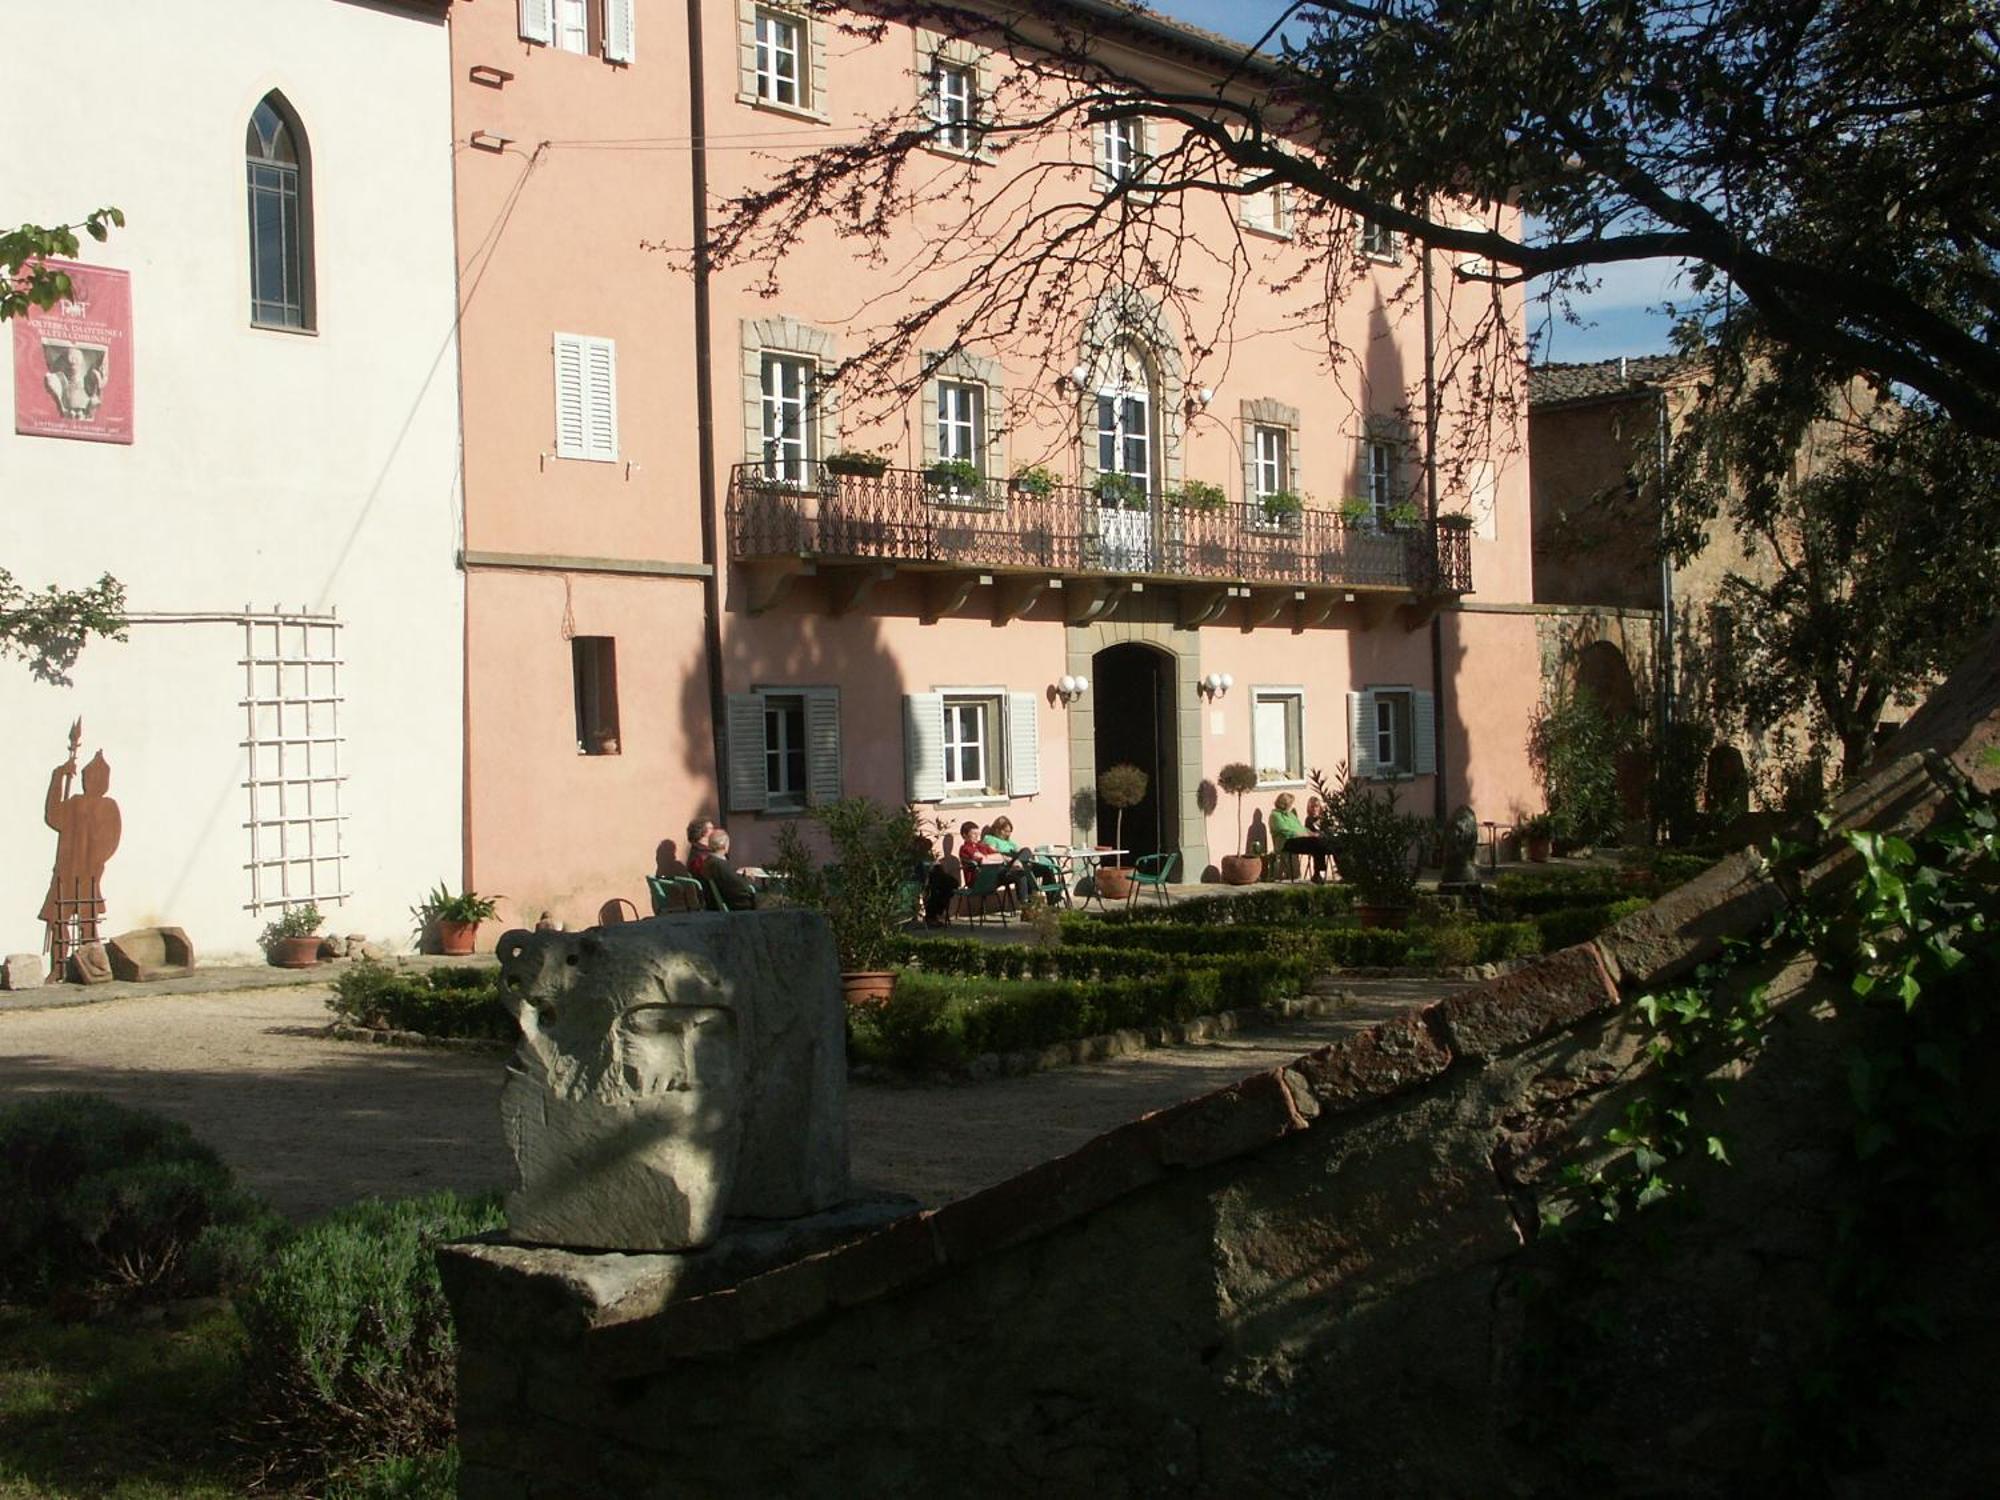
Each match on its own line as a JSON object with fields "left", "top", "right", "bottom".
{"left": 725, "top": 463, "right": 1474, "bottom": 626}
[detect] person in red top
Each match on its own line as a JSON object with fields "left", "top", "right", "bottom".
{"left": 956, "top": 819, "right": 995, "bottom": 885}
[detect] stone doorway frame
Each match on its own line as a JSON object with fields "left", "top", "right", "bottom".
{"left": 1065, "top": 614, "right": 1208, "bottom": 878}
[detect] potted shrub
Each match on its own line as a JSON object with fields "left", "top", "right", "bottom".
{"left": 1009, "top": 464, "right": 1057, "bottom": 497}
{"left": 411, "top": 883, "right": 502, "bottom": 956}
{"left": 1170, "top": 479, "right": 1227, "bottom": 511}
{"left": 261, "top": 902, "right": 324, "bottom": 969}
{"left": 1259, "top": 489, "right": 1305, "bottom": 527}
{"left": 924, "top": 457, "right": 984, "bottom": 500}
{"left": 1319, "top": 765, "right": 1427, "bottom": 925}
{"left": 770, "top": 796, "right": 918, "bottom": 1006}
{"left": 1339, "top": 494, "right": 1374, "bottom": 529}
{"left": 1438, "top": 510, "right": 1476, "bottom": 533}
{"left": 1217, "top": 762, "right": 1263, "bottom": 884}
{"left": 822, "top": 449, "right": 890, "bottom": 479}
{"left": 1520, "top": 811, "right": 1556, "bottom": 863}
{"left": 1386, "top": 500, "right": 1423, "bottom": 531}
{"left": 1092, "top": 471, "right": 1148, "bottom": 510}
{"left": 1095, "top": 762, "right": 1148, "bottom": 900}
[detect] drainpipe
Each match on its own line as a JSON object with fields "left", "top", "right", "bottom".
{"left": 1654, "top": 386, "right": 1674, "bottom": 839}
{"left": 1421, "top": 242, "right": 1446, "bottom": 823}
{"left": 687, "top": 0, "right": 730, "bottom": 802}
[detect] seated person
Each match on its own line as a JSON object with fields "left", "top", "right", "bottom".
{"left": 911, "top": 834, "right": 961, "bottom": 927}
{"left": 982, "top": 816, "right": 1020, "bottom": 855}
{"left": 957, "top": 819, "right": 996, "bottom": 885}
{"left": 687, "top": 827, "right": 758, "bottom": 911}
{"left": 1275, "top": 792, "right": 1336, "bottom": 882}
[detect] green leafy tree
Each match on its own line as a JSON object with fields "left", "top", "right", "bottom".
{"left": 2, "top": 208, "right": 128, "bottom": 682}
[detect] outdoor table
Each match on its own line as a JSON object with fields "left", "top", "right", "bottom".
{"left": 1041, "top": 847, "right": 1128, "bottom": 912}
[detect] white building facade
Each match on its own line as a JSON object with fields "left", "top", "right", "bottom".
{"left": 0, "top": 0, "right": 465, "bottom": 961}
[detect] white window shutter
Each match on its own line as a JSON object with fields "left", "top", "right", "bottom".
{"left": 584, "top": 337, "right": 618, "bottom": 461}
{"left": 1347, "top": 691, "right": 1377, "bottom": 780}
{"left": 805, "top": 688, "right": 842, "bottom": 806}
{"left": 725, "top": 694, "right": 768, "bottom": 812}
{"left": 1005, "top": 692, "right": 1040, "bottom": 797}
{"left": 1413, "top": 690, "right": 1438, "bottom": 776}
{"left": 519, "top": 0, "right": 553, "bottom": 45}
{"left": 603, "top": 0, "right": 635, "bottom": 63}
{"left": 904, "top": 693, "right": 945, "bottom": 802}
{"left": 553, "top": 335, "right": 586, "bottom": 459}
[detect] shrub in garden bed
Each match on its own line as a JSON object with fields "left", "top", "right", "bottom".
{"left": 0, "top": 1093, "right": 287, "bottom": 1306}
{"left": 1078, "top": 883, "right": 1356, "bottom": 928}
{"left": 240, "top": 1190, "right": 503, "bottom": 1483}
{"left": 329, "top": 962, "right": 510, "bottom": 1041}
{"left": 1531, "top": 898, "right": 1651, "bottom": 951}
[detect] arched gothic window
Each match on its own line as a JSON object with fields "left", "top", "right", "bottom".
{"left": 246, "top": 93, "right": 314, "bottom": 329}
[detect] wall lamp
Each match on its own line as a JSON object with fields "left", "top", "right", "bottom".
{"left": 1199, "top": 671, "right": 1234, "bottom": 700}
{"left": 1056, "top": 674, "right": 1091, "bottom": 705}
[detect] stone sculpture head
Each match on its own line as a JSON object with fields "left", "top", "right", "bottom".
{"left": 496, "top": 925, "right": 747, "bottom": 1251}
{"left": 1441, "top": 803, "right": 1482, "bottom": 884}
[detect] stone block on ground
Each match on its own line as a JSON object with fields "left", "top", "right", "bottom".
{"left": 494, "top": 911, "right": 848, "bottom": 1252}
{"left": 106, "top": 926, "right": 195, "bottom": 982}
{"left": 1430, "top": 944, "right": 1619, "bottom": 1061}
{"left": 1597, "top": 849, "right": 1784, "bottom": 986}
{"left": 1, "top": 953, "right": 43, "bottom": 991}
{"left": 66, "top": 942, "right": 112, "bottom": 985}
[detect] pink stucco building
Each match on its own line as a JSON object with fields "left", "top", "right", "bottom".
{"left": 450, "top": 0, "right": 1545, "bottom": 933}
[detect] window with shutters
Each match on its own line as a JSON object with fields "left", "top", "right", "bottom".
{"left": 905, "top": 690, "right": 1038, "bottom": 803}
{"left": 1252, "top": 688, "right": 1306, "bottom": 785}
{"left": 520, "top": 0, "right": 634, "bottom": 62}
{"left": 246, "top": 93, "right": 313, "bottom": 331}
{"left": 1349, "top": 686, "right": 1433, "bottom": 779}
{"left": 755, "top": 8, "right": 804, "bottom": 106}
{"left": 724, "top": 686, "right": 839, "bottom": 812}
{"left": 553, "top": 333, "right": 617, "bottom": 462}
{"left": 572, "top": 637, "right": 620, "bottom": 755}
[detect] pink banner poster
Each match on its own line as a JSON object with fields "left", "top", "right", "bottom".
{"left": 13, "top": 259, "right": 134, "bottom": 444}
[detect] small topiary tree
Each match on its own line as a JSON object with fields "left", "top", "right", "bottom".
{"left": 1097, "top": 762, "right": 1148, "bottom": 858}
{"left": 1217, "top": 762, "right": 1259, "bottom": 855}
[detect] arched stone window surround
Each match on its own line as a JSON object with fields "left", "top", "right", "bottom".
{"left": 918, "top": 347, "right": 1006, "bottom": 475}
{"left": 740, "top": 316, "right": 840, "bottom": 469}
{"left": 1077, "top": 288, "right": 1185, "bottom": 495}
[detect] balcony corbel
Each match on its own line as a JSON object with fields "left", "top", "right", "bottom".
{"left": 1402, "top": 597, "right": 1443, "bottom": 631}
{"left": 921, "top": 570, "right": 983, "bottom": 624}
{"left": 740, "top": 558, "right": 810, "bottom": 616}
{"left": 1065, "top": 578, "right": 1129, "bottom": 626}
{"left": 1177, "top": 584, "right": 1231, "bottom": 629}
{"left": 1241, "top": 587, "right": 1297, "bottom": 630}
{"left": 992, "top": 575, "right": 1049, "bottom": 624}
{"left": 822, "top": 562, "right": 895, "bottom": 616}
{"left": 1295, "top": 591, "right": 1342, "bottom": 631}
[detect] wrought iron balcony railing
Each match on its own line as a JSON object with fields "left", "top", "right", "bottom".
{"left": 726, "top": 464, "right": 1473, "bottom": 596}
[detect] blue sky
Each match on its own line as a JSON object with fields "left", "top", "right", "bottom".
{"left": 1150, "top": 0, "right": 1682, "bottom": 364}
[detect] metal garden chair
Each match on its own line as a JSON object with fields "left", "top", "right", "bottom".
{"left": 1125, "top": 851, "right": 1180, "bottom": 910}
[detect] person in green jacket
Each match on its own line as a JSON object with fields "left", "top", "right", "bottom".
{"left": 1270, "top": 791, "right": 1334, "bottom": 881}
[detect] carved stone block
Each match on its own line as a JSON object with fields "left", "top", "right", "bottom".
{"left": 495, "top": 911, "right": 849, "bottom": 1252}
{"left": 1, "top": 954, "right": 43, "bottom": 991}
{"left": 106, "top": 926, "right": 195, "bottom": 982}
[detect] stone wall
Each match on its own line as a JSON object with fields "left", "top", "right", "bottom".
{"left": 442, "top": 642, "right": 2000, "bottom": 1496}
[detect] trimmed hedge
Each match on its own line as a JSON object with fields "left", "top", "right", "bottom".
{"left": 0, "top": 1092, "right": 287, "bottom": 1305}
{"left": 851, "top": 956, "right": 1313, "bottom": 1070}
{"left": 1532, "top": 897, "right": 1651, "bottom": 951}
{"left": 329, "top": 963, "right": 510, "bottom": 1042}
{"left": 241, "top": 1190, "right": 503, "bottom": 1480}
{"left": 1076, "top": 882, "right": 1357, "bottom": 928}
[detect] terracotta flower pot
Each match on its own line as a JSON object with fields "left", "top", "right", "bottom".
{"left": 437, "top": 919, "right": 480, "bottom": 956}
{"left": 269, "top": 934, "right": 322, "bottom": 969}
{"left": 1219, "top": 854, "right": 1262, "bottom": 886}
{"left": 841, "top": 971, "right": 899, "bottom": 1008}
{"left": 1525, "top": 836, "right": 1554, "bottom": 863}
{"left": 1095, "top": 867, "right": 1133, "bottom": 902}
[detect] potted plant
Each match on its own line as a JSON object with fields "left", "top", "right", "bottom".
{"left": 1438, "top": 510, "right": 1476, "bottom": 532}
{"left": 1318, "top": 764, "right": 1427, "bottom": 925}
{"left": 1217, "top": 762, "right": 1263, "bottom": 884}
{"left": 924, "top": 457, "right": 984, "bottom": 500}
{"left": 1386, "top": 500, "right": 1423, "bottom": 531}
{"left": 1092, "top": 471, "right": 1148, "bottom": 510}
{"left": 822, "top": 449, "right": 890, "bottom": 479}
{"left": 1520, "top": 811, "right": 1556, "bottom": 863}
{"left": 261, "top": 902, "right": 324, "bottom": 969}
{"left": 1095, "top": 762, "right": 1148, "bottom": 900}
{"left": 1259, "top": 489, "right": 1305, "bottom": 526}
{"left": 1170, "top": 479, "right": 1227, "bottom": 511}
{"left": 770, "top": 796, "right": 919, "bottom": 1006}
{"left": 1339, "top": 494, "right": 1375, "bottom": 529}
{"left": 412, "top": 883, "right": 502, "bottom": 956}
{"left": 1009, "top": 464, "right": 1057, "bottom": 497}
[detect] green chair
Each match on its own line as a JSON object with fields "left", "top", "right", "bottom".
{"left": 959, "top": 861, "right": 1017, "bottom": 925}
{"left": 647, "top": 874, "right": 706, "bottom": 916}
{"left": 1125, "top": 851, "right": 1180, "bottom": 910}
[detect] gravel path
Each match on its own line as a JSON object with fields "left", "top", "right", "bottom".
{"left": 0, "top": 980, "right": 1457, "bottom": 1220}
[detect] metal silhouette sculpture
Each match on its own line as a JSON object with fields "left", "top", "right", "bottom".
{"left": 41, "top": 719, "right": 121, "bottom": 977}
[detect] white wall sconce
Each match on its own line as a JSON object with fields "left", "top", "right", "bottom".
{"left": 1056, "top": 673, "right": 1091, "bottom": 705}
{"left": 1199, "top": 671, "right": 1233, "bottom": 700}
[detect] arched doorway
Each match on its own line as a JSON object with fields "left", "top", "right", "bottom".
{"left": 1093, "top": 642, "right": 1177, "bottom": 863}
{"left": 1705, "top": 744, "right": 1750, "bottom": 821}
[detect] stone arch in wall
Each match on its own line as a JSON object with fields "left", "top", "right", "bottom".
{"left": 1572, "top": 639, "right": 1650, "bottom": 825}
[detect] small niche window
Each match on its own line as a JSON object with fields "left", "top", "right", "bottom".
{"left": 246, "top": 93, "right": 313, "bottom": 331}
{"left": 931, "top": 60, "right": 976, "bottom": 152}
{"left": 572, "top": 637, "right": 621, "bottom": 755}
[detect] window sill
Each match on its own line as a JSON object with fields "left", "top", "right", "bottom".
{"left": 921, "top": 141, "right": 993, "bottom": 167}
{"left": 938, "top": 793, "right": 1009, "bottom": 808}
{"left": 1241, "top": 221, "right": 1293, "bottom": 243}
{"left": 1256, "top": 778, "right": 1307, "bottom": 791}
{"left": 250, "top": 320, "right": 318, "bottom": 338}
{"left": 737, "top": 93, "right": 829, "bottom": 125}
